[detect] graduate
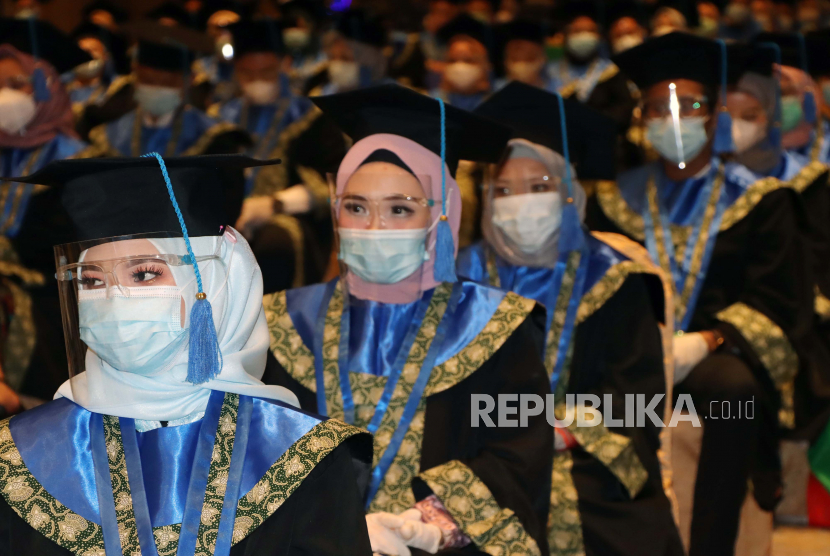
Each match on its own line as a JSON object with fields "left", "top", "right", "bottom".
{"left": 280, "top": 0, "right": 329, "bottom": 94}
{"left": 0, "top": 154, "right": 373, "bottom": 556}
{"left": 87, "top": 40, "right": 246, "bottom": 158}
{"left": 262, "top": 84, "right": 553, "bottom": 555}
{"left": 585, "top": 32, "right": 814, "bottom": 556}
{"left": 457, "top": 82, "right": 683, "bottom": 556}
{"left": 190, "top": 4, "right": 243, "bottom": 110}
{"left": 214, "top": 18, "right": 347, "bottom": 293}
{"left": 431, "top": 13, "right": 494, "bottom": 111}
{"left": 493, "top": 19, "right": 550, "bottom": 91}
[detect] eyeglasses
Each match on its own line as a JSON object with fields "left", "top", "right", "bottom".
{"left": 642, "top": 95, "right": 710, "bottom": 119}
{"left": 335, "top": 193, "right": 435, "bottom": 226}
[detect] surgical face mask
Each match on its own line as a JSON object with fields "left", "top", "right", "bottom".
{"left": 646, "top": 116, "right": 710, "bottom": 164}
{"left": 444, "top": 62, "right": 484, "bottom": 90}
{"left": 492, "top": 192, "right": 562, "bottom": 254}
{"left": 338, "top": 227, "right": 429, "bottom": 284}
{"left": 134, "top": 84, "right": 182, "bottom": 117}
{"left": 242, "top": 80, "right": 279, "bottom": 105}
{"left": 328, "top": 60, "right": 360, "bottom": 90}
{"left": 566, "top": 32, "right": 600, "bottom": 59}
{"left": 0, "top": 88, "right": 37, "bottom": 135}
{"left": 79, "top": 286, "right": 187, "bottom": 376}
{"left": 284, "top": 27, "right": 310, "bottom": 50}
{"left": 732, "top": 119, "right": 767, "bottom": 154}
{"left": 725, "top": 3, "right": 751, "bottom": 23}
{"left": 612, "top": 34, "right": 643, "bottom": 54}
{"left": 506, "top": 60, "right": 545, "bottom": 83}
{"left": 781, "top": 95, "right": 804, "bottom": 132}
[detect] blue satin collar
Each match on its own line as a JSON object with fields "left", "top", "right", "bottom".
{"left": 447, "top": 92, "right": 487, "bottom": 112}
{"left": 286, "top": 280, "right": 507, "bottom": 376}
{"left": 9, "top": 397, "right": 321, "bottom": 527}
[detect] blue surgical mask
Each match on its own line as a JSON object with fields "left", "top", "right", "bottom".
{"left": 646, "top": 116, "right": 710, "bottom": 164}
{"left": 338, "top": 228, "right": 429, "bottom": 284}
{"left": 79, "top": 286, "right": 187, "bottom": 376}
{"left": 781, "top": 95, "right": 804, "bottom": 132}
{"left": 134, "top": 84, "right": 182, "bottom": 117}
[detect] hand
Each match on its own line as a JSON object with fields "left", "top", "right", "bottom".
{"left": 235, "top": 196, "right": 278, "bottom": 238}
{"left": 397, "top": 509, "right": 442, "bottom": 553}
{"left": 673, "top": 332, "right": 710, "bottom": 385}
{"left": 699, "top": 330, "right": 725, "bottom": 352}
{"left": 366, "top": 513, "right": 411, "bottom": 556}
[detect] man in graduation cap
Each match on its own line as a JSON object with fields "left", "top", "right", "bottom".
{"left": 190, "top": 3, "right": 244, "bottom": 110}
{"left": 82, "top": 0, "right": 129, "bottom": 33}
{"left": 493, "top": 19, "right": 550, "bottom": 90}
{"left": 280, "top": 0, "right": 329, "bottom": 94}
{"left": 212, "top": 18, "right": 348, "bottom": 294}
{"left": 586, "top": 32, "right": 815, "bottom": 556}
{"left": 607, "top": 1, "right": 648, "bottom": 55}
{"left": 86, "top": 40, "right": 248, "bottom": 159}
{"left": 432, "top": 13, "right": 495, "bottom": 111}
{"left": 262, "top": 84, "right": 553, "bottom": 555}
{"left": 0, "top": 153, "right": 373, "bottom": 555}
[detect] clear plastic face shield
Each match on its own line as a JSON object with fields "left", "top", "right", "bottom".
{"left": 641, "top": 81, "right": 713, "bottom": 169}
{"left": 328, "top": 164, "right": 439, "bottom": 303}
{"left": 484, "top": 147, "right": 568, "bottom": 264}
{"left": 54, "top": 231, "right": 229, "bottom": 388}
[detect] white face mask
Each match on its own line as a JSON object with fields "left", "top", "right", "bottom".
{"left": 492, "top": 192, "right": 562, "bottom": 254}
{"left": 506, "top": 60, "right": 545, "bottom": 83}
{"left": 612, "top": 34, "right": 643, "bottom": 54}
{"left": 328, "top": 60, "right": 360, "bottom": 90}
{"left": 566, "top": 31, "right": 600, "bottom": 59}
{"left": 0, "top": 88, "right": 37, "bottom": 135}
{"left": 732, "top": 119, "right": 767, "bottom": 154}
{"left": 445, "top": 62, "right": 484, "bottom": 91}
{"left": 338, "top": 227, "right": 429, "bottom": 284}
{"left": 284, "top": 27, "right": 311, "bottom": 50}
{"left": 646, "top": 116, "right": 710, "bottom": 164}
{"left": 134, "top": 84, "right": 182, "bottom": 117}
{"left": 242, "top": 80, "right": 279, "bottom": 105}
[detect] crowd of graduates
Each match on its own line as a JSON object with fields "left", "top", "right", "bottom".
{"left": 1, "top": 1, "right": 830, "bottom": 555}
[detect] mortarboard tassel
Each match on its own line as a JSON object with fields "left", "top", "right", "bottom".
{"left": 556, "top": 93, "right": 585, "bottom": 253}
{"left": 713, "top": 40, "right": 735, "bottom": 155}
{"left": 143, "top": 152, "right": 223, "bottom": 384}
{"left": 804, "top": 90, "right": 818, "bottom": 125}
{"left": 433, "top": 98, "right": 457, "bottom": 283}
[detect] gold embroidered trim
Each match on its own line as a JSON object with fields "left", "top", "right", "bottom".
{"left": 269, "top": 214, "right": 306, "bottom": 288}
{"left": 548, "top": 452, "right": 585, "bottom": 556}
{"left": 419, "top": 460, "right": 542, "bottom": 556}
{"left": 180, "top": 122, "right": 243, "bottom": 157}
{"left": 251, "top": 108, "right": 322, "bottom": 197}
{"left": 100, "top": 416, "right": 140, "bottom": 555}
{"left": 545, "top": 251, "right": 582, "bottom": 374}
{"left": 716, "top": 302, "right": 798, "bottom": 428}
{"left": 785, "top": 160, "right": 828, "bottom": 194}
{"left": 263, "top": 290, "right": 315, "bottom": 390}
{"left": 86, "top": 123, "right": 122, "bottom": 158}
{"left": 0, "top": 236, "right": 44, "bottom": 286}
{"left": 558, "top": 63, "right": 619, "bottom": 100}
{"left": 576, "top": 260, "right": 657, "bottom": 325}
{"left": 596, "top": 181, "right": 645, "bottom": 241}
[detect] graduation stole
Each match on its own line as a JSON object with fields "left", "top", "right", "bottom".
{"left": 642, "top": 161, "right": 727, "bottom": 331}
{"left": 91, "top": 390, "right": 251, "bottom": 556}
{"left": 131, "top": 107, "right": 185, "bottom": 157}
{"left": 0, "top": 145, "right": 44, "bottom": 236}
{"left": 239, "top": 98, "right": 291, "bottom": 160}
{"left": 313, "top": 280, "right": 461, "bottom": 509}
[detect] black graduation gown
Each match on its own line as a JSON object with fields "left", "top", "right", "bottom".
{"left": 261, "top": 282, "right": 553, "bottom": 556}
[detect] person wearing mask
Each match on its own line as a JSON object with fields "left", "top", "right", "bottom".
{"left": 191, "top": 5, "right": 243, "bottom": 110}
{"left": 697, "top": 1, "right": 722, "bottom": 38}
{"left": 280, "top": 0, "right": 329, "bottom": 94}
{"left": 262, "top": 84, "right": 553, "bottom": 556}
{"left": 0, "top": 19, "right": 92, "bottom": 408}
{"left": 649, "top": 4, "right": 691, "bottom": 36}
{"left": 87, "top": 40, "right": 246, "bottom": 158}
{"left": 608, "top": 2, "right": 648, "bottom": 55}
{"left": 0, "top": 153, "right": 374, "bottom": 555}
{"left": 751, "top": 0, "right": 777, "bottom": 31}
{"left": 495, "top": 19, "right": 550, "bottom": 90}
{"left": 459, "top": 82, "right": 684, "bottom": 556}
{"left": 215, "top": 19, "right": 347, "bottom": 294}
{"left": 774, "top": 0, "right": 797, "bottom": 31}
{"left": 719, "top": 0, "right": 762, "bottom": 41}
{"left": 432, "top": 14, "right": 494, "bottom": 111}
{"left": 82, "top": 0, "right": 128, "bottom": 33}
{"left": 586, "top": 32, "right": 814, "bottom": 556}
{"left": 422, "top": 0, "right": 464, "bottom": 83}
{"left": 796, "top": 0, "right": 823, "bottom": 32}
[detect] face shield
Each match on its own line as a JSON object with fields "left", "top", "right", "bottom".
{"left": 329, "top": 167, "right": 439, "bottom": 303}
{"left": 641, "top": 83, "right": 712, "bottom": 169}
{"left": 55, "top": 231, "right": 229, "bottom": 395}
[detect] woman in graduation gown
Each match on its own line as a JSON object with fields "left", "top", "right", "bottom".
{"left": 0, "top": 154, "right": 373, "bottom": 556}
{"left": 457, "top": 82, "right": 683, "bottom": 556}
{"left": 585, "top": 32, "right": 815, "bottom": 556}
{"left": 262, "top": 84, "right": 553, "bottom": 556}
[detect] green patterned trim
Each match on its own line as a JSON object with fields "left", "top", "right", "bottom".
{"left": 86, "top": 123, "right": 122, "bottom": 158}
{"left": 576, "top": 260, "right": 658, "bottom": 325}
{"left": 716, "top": 302, "right": 798, "bottom": 428}
{"left": 719, "top": 176, "right": 787, "bottom": 230}
{"left": 595, "top": 181, "right": 645, "bottom": 241}
{"left": 418, "top": 460, "right": 542, "bottom": 556}
{"left": 548, "top": 452, "right": 585, "bottom": 556}
{"left": 100, "top": 416, "right": 140, "bottom": 555}
{"left": 545, "top": 251, "right": 581, "bottom": 374}
{"left": 786, "top": 160, "right": 828, "bottom": 194}
{"left": 2, "top": 280, "right": 36, "bottom": 390}
{"left": 263, "top": 290, "right": 316, "bottom": 390}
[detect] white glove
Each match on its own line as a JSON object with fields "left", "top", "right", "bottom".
{"left": 275, "top": 184, "right": 313, "bottom": 215}
{"left": 235, "top": 196, "right": 276, "bottom": 238}
{"left": 673, "top": 332, "right": 709, "bottom": 385}
{"left": 397, "top": 509, "right": 442, "bottom": 553}
{"left": 366, "top": 513, "right": 410, "bottom": 556}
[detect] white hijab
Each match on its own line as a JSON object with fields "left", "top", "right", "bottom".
{"left": 56, "top": 228, "right": 298, "bottom": 421}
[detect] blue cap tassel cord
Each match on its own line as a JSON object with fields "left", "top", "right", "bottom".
{"left": 713, "top": 40, "right": 735, "bottom": 155}
{"left": 555, "top": 94, "right": 585, "bottom": 254}
{"left": 143, "top": 152, "right": 223, "bottom": 384}
{"left": 433, "top": 98, "right": 458, "bottom": 283}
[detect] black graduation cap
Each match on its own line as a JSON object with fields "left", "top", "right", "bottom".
{"left": 726, "top": 43, "right": 775, "bottom": 84}
{"left": 335, "top": 9, "right": 387, "bottom": 48}
{"left": 136, "top": 39, "right": 195, "bottom": 72}
{"left": 495, "top": 19, "right": 545, "bottom": 46}
{"left": 228, "top": 19, "right": 285, "bottom": 57}
{"left": 474, "top": 81, "right": 617, "bottom": 180}
{"left": 612, "top": 31, "right": 722, "bottom": 90}
{"left": 557, "top": 0, "right": 602, "bottom": 25}
{"left": 805, "top": 30, "right": 830, "bottom": 77}
{"left": 2, "top": 155, "right": 279, "bottom": 241}
{"left": 607, "top": 0, "right": 648, "bottom": 27}
{"left": 752, "top": 32, "right": 805, "bottom": 69}
{"left": 0, "top": 18, "right": 91, "bottom": 74}
{"left": 71, "top": 21, "right": 130, "bottom": 75}
{"left": 83, "top": 0, "right": 129, "bottom": 24}
{"left": 435, "top": 13, "right": 493, "bottom": 50}
{"left": 147, "top": 2, "right": 192, "bottom": 27}
{"left": 311, "top": 84, "right": 511, "bottom": 177}
{"left": 648, "top": 0, "right": 700, "bottom": 29}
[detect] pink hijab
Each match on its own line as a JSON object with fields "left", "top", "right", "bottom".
{"left": 779, "top": 64, "right": 819, "bottom": 150}
{"left": 0, "top": 45, "right": 78, "bottom": 149}
{"left": 335, "top": 133, "right": 462, "bottom": 304}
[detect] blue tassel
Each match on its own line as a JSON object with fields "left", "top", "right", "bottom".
{"left": 32, "top": 68, "right": 50, "bottom": 102}
{"left": 186, "top": 296, "right": 223, "bottom": 384}
{"left": 713, "top": 110, "right": 734, "bottom": 155}
{"left": 558, "top": 203, "right": 585, "bottom": 253}
{"left": 433, "top": 217, "right": 457, "bottom": 283}
{"left": 804, "top": 91, "right": 818, "bottom": 125}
